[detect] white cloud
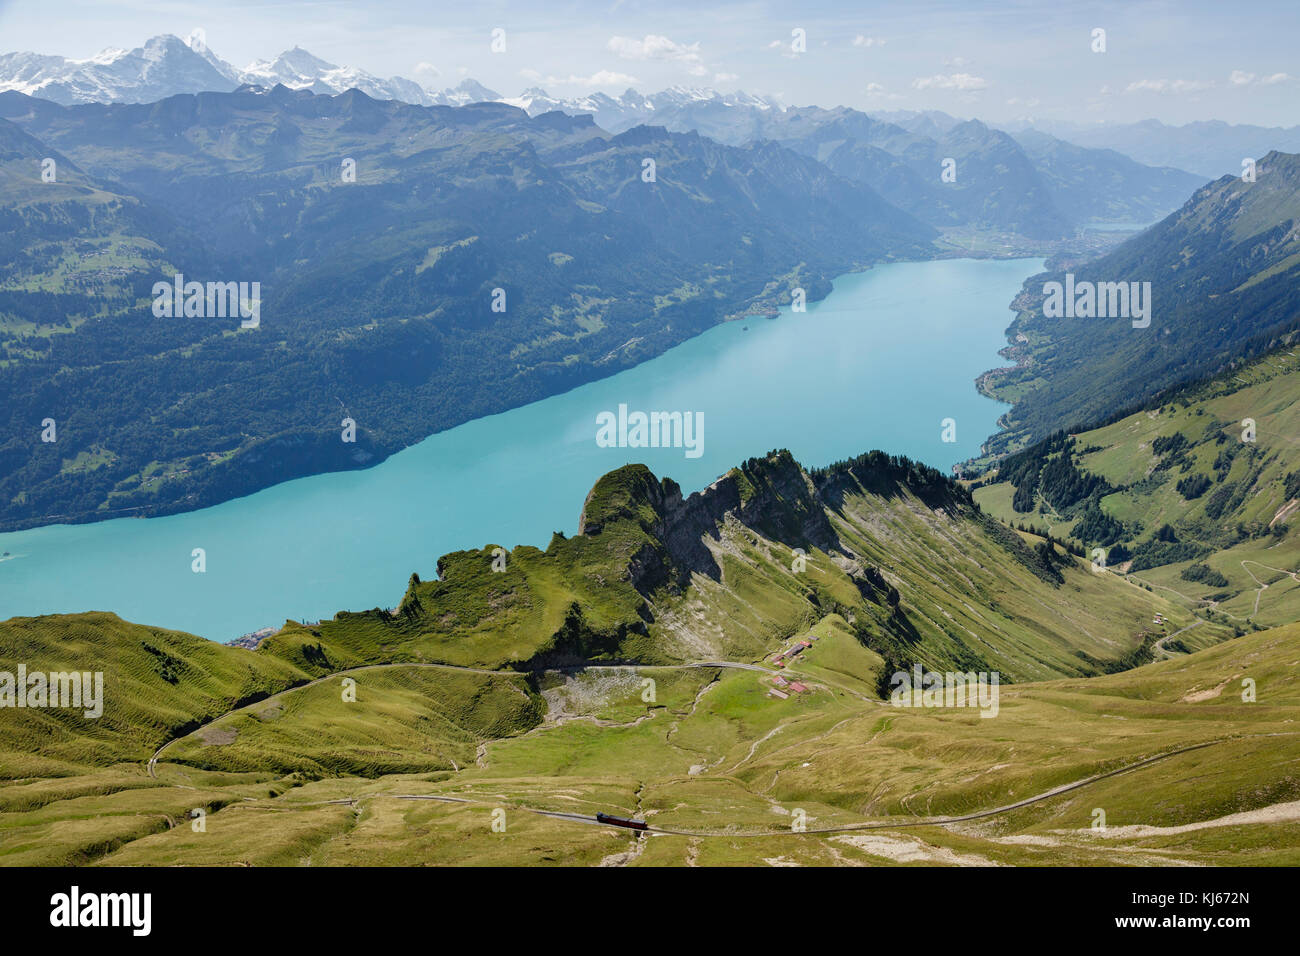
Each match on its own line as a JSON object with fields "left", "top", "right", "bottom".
{"left": 865, "top": 82, "right": 903, "bottom": 100}
{"left": 608, "top": 34, "right": 702, "bottom": 66}
{"left": 714, "top": 72, "right": 739, "bottom": 82}
{"left": 767, "top": 40, "right": 782, "bottom": 49}
{"left": 853, "top": 35, "right": 885, "bottom": 48}
{"left": 1231, "top": 70, "right": 1291, "bottom": 87}
{"left": 912, "top": 73, "right": 987, "bottom": 91}
{"left": 944, "top": 56, "right": 971, "bottom": 68}
{"left": 1124, "top": 78, "right": 1214, "bottom": 94}
{"left": 607, "top": 33, "right": 714, "bottom": 79}
{"left": 413, "top": 62, "right": 440, "bottom": 78}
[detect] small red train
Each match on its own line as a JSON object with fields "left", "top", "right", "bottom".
{"left": 596, "top": 811, "right": 649, "bottom": 831}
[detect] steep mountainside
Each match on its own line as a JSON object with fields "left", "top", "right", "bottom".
{"left": 982, "top": 150, "right": 1300, "bottom": 457}
{"left": 974, "top": 341, "right": 1300, "bottom": 631}
{"left": 0, "top": 86, "right": 933, "bottom": 530}
{"left": 1012, "top": 128, "right": 1207, "bottom": 226}
{"left": 777, "top": 111, "right": 1072, "bottom": 239}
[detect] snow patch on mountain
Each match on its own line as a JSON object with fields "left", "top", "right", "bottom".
{"left": 0, "top": 33, "right": 777, "bottom": 128}
{"left": 0, "top": 34, "right": 508, "bottom": 108}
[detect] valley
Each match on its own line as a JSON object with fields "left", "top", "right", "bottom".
{"left": 0, "top": 57, "right": 1202, "bottom": 534}
{"left": 2, "top": 10, "right": 1298, "bottom": 880}
{"left": 0, "top": 257, "right": 1038, "bottom": 640}
{"left": 0, "top": 84, "right": 934, "bottom": 531}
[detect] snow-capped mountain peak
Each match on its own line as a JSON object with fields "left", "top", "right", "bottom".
{"left": 0, "top": 34, "right": 237, "bottom": 104}
{"left": 446, "top": 78, "right": 501, "bottom": 103}
{"left": 0, "top": 32, "right": 783, "bottom": 130}
{"left": 248, "top": 45, "right": 338, "bottom": 76}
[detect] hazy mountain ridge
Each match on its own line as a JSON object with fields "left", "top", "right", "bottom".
{"left": 528, "top": 94, "right": 1206, "bottom": 238}
{"left": 981, "top": 149, "right": 1300, "bottom": 457}
{"left": 0, "top": 34, "right": 1212, "bottom": 242}
{"left": 1017, "top": 117, "right": 1300, "bottom": 180}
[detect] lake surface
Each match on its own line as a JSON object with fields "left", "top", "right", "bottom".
{"left": 0, "top": 257, "right": 1041, "bottom": 640}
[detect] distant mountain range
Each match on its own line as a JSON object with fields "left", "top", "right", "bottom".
{"left": 511, "top": 92, "right": 1206, "bottom": 237}
{"left": 7, "top": 34, "right": 1290, "bottom": 185}
{"left": 0, "top": 32, "right": 776, "bottom": 117}
{"left": 0, "top": 34, "right": 499, "bottom": 108}
{"left": 500, "top": 84, "right": 782, "bottom": 131}
{"left": 0, "top": 34, "right": 1210, "bottom": 239}
{"left": 1010, "top": 118, "right": 1300, "bottom": 180}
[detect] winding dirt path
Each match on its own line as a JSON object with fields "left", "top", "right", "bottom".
{"left": 1153, "top": 619, "right": 1203, "bottom": 659}
{"left": 146, "top": 660, "right": 784, "bottom": 778}
{"left": 377, "top": 731, "right": 1300, "bottom": 840}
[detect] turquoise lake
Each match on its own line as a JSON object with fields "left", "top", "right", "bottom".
{"left": 0, "top": 257, "right": 1042, "bottom": 640}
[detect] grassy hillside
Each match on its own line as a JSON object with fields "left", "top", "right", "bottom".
{"left": 162, "top": 666, "right": 544, "bottom": 777}
{"left": 0, "top": 612, "right": 309, "bottom": 778}
{"left": 974, "top": 342, "right": 1300, "bottom": 630}
{"left": 5, "top": 616, "right": 1295, "bottom": 866}
{"left": 4, "top": 446, "right": 1277, "bottom": 866}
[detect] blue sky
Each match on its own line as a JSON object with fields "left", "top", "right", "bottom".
{"left": 1, "top": 0, "right": 1297, "bottom": 126}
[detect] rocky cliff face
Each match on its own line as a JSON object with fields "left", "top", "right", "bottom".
{"left": 306, "top": 446, "right": 1170, "bottom": 679}
{"left": 578, "top": 450, "right": 843, "bottom": 597}
{"left": 579, "top": 448, "right": 968, "bottom": 595}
